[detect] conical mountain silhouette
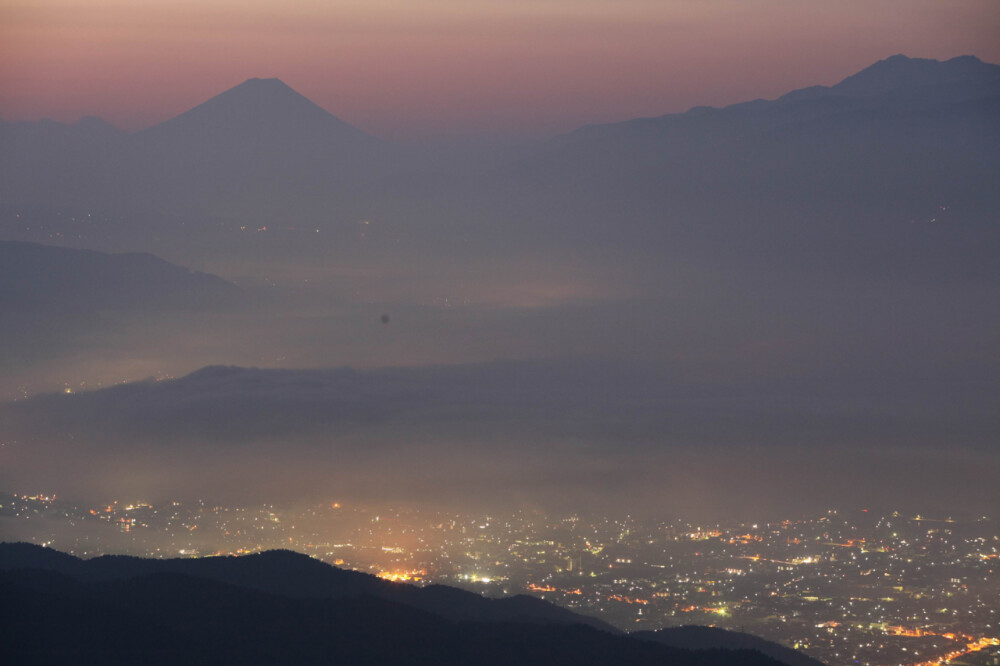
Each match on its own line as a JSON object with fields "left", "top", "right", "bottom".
{"left": 124, "top": 78, "right": 386, "bottom": 216}
{"left": 140, "top": 77, "right": 377, "bottom": 151}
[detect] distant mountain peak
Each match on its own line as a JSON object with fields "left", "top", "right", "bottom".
{"left": 172, "top": 77, "right": 323, "bottom": 116}
{"left": 229, "top": 77, "right": 298, "bottom": 94}
{"left": 832, "top": 54, "right": 1000, "bottom": 96}
{"left": 140, "top": 76, "right": 376, "bottom": 146}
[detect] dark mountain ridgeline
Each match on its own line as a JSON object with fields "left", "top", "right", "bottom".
{"left": 502, "top": 55, "right": 1000, "bottom": 261}
{"left": 0, "top": 240, "right": 238, "bottom": 314}
{"left": 6, "top": 360, "right": 997, "bottom": 452}
{"left": 0, "top": 571, "right": 783, "bottom": 666}
{"left": 0, "top": 543, "right": 798, "bottom": 665}
{"left": 828, "top": 54, "right": 1000, "bottom": 97}
{"left": 1, "top": 78, "right": 390, "bottom": 218}
{"left": 562, "top": 55, "right": 1000, "bottom": 154}
{"left": 411, "top": 54, "right": 1000, "bottom": 269}
{"left": 634, "top": 626, "right": 825, "bottom": 666}
{"left": 0, "top": 543, "right": 614, "bottom": 631}
{"left": 1, "top": 55, "right": 995, "bottom": 253}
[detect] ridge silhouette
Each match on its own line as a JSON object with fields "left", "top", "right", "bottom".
{"left": 1, "top": 543, "right": 800, "bottom": 665}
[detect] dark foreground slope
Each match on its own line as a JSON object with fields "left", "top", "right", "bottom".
{"left": 0, "top": 570, "right": 784, "bottom": 666}
{"left": 0, "top": 544, "right": 798, "bottom": 665}
{"left": 0, "top": 543, "right": 612, "bottom": 631}
{"left": 634, "top": 626, "right": 825, "bottom": 666}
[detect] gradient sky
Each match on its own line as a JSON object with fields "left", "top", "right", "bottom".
{"left": 2, "top": 0, "right": 998, "bottom": 138}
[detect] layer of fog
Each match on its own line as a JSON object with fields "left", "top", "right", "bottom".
{"left": 3, "top": 358, "right": 997, "bottom": 521}
{"left": 2, "top": 56, "right": 998, "bottom": 520}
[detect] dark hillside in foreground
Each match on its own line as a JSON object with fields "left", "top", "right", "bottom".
{"left": 1, "top": 570, "right": 786, "bottom": 666}
{"left": 634, "top": 626, "right": 825, "bottom": 666}
{"left": 0, "top": 543, "right": 806, "bottom": 665}
{"left": 0, "top": 543, "right": 613, "bottom": 631}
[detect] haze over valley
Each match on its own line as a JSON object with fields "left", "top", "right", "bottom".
{"left": 2, "top": 29, "right": 999, "bottom": 664}
{"left": 2, "top": 55, "right": 998, "bottom": 519}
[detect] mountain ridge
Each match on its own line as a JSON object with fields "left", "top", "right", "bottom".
{"left": 2, "top": 54, "right": 997, "bottom": 253}
{"left": 2, "top": 567, "right": 788, "bottom": 665}
{"left": 0, "top": 542, "right": 616, "bottom": 632}
{"left": 0, "top": 240, "right": 239, "bottom": 314}
{"left": 634, "top": 626, "right": 824, "bottom": 666}
{"left": 0, "top": 542, "right": 810, "bottom": 665}
{"left": 567, "top": 54, "right": 1000, "bottom": 139}
{"left": 7, "top": 55, "right": 997, "bottom": 137}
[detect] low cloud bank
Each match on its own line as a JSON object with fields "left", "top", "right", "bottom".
{"left": 2, "top": 360, "right": 996, "bottom": 519}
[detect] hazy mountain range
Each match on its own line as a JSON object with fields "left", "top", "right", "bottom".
{"left": 1, "top": 54, "right": 998, "bottom": 519}
{"left": 4, "top": 360, "right": 997, "bottom": 516}
{"left": 0, "top": 240, "right": 237, "bottom": 314}
{"left": 0, "top": 77, "right": 388, "bottom": 218}
{"left": 0, "top": 241, "right": 240, "bottom": 383}
{"left": 2, "top": 55, "right": 997, "bottom": 242}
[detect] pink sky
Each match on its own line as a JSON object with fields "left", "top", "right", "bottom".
{"left": 2, "top": 0, "right": 998, "bottom": 139}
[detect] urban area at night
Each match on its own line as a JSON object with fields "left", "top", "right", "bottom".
{"left": 4, "top": 493, "right": 997, "bottom": 666}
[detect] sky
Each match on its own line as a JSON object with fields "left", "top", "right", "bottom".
{"left": 2, "top": 0, "right": 999, "bottom": 138}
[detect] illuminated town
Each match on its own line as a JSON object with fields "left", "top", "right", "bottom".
{"left": 3, "top": 492, "right": 997, "bottom": 666}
